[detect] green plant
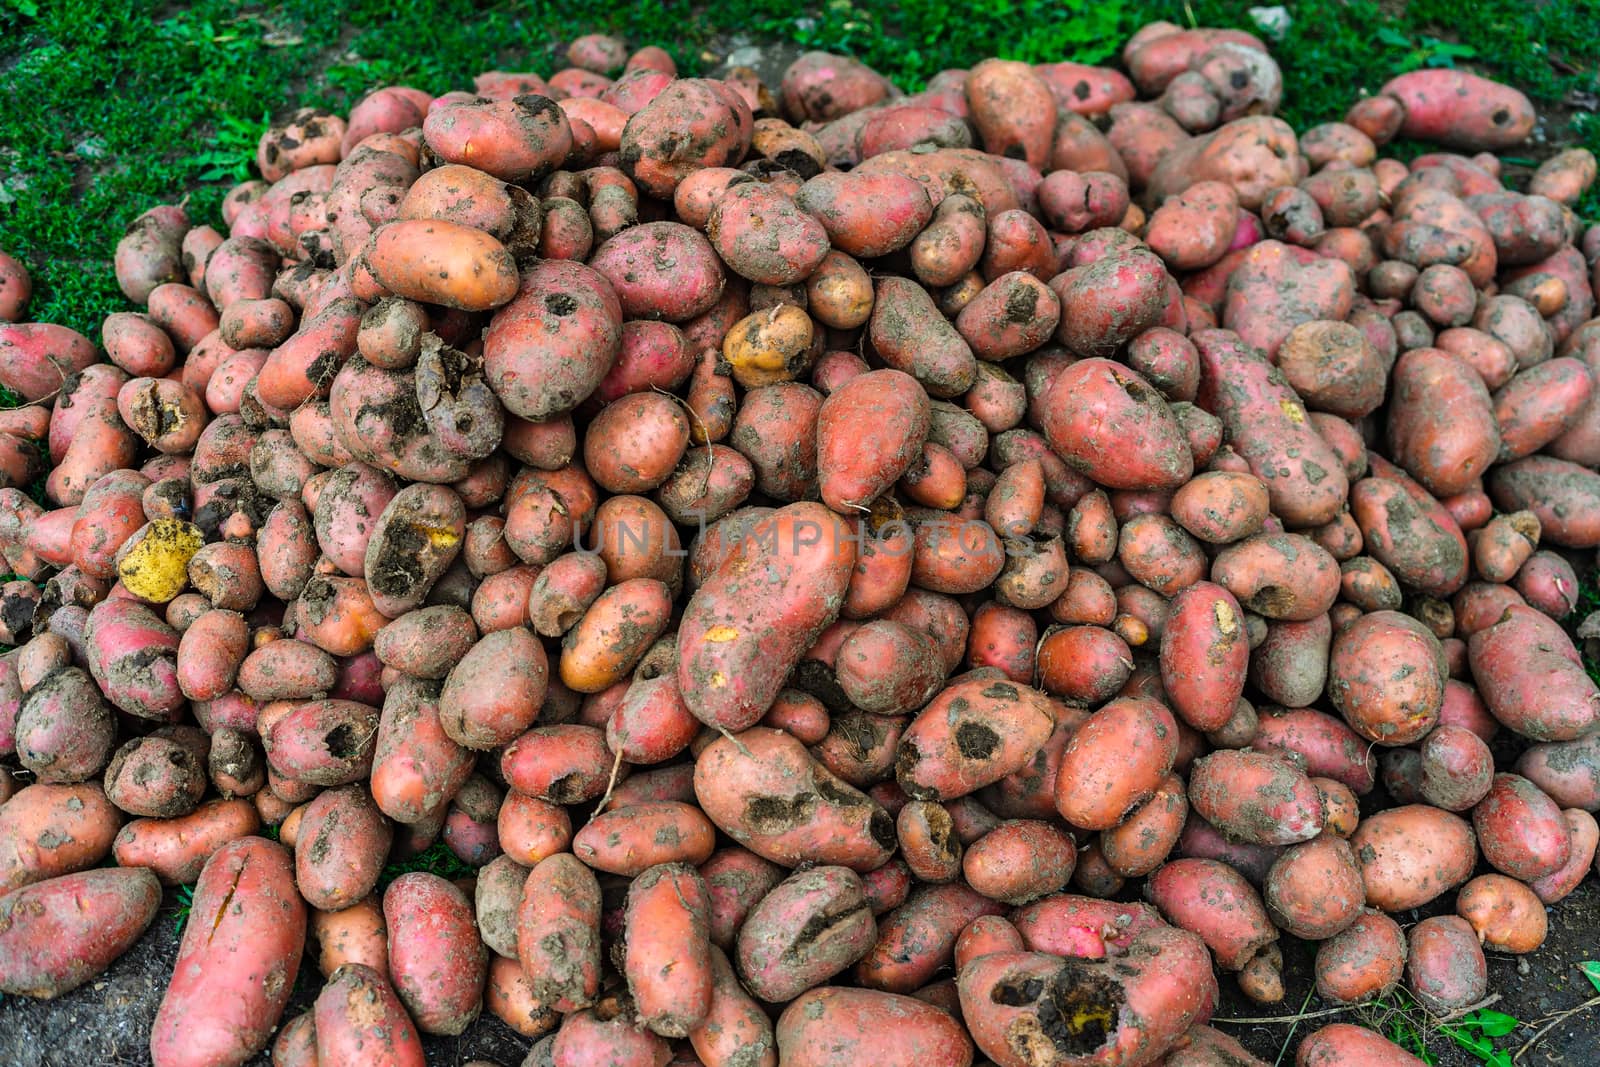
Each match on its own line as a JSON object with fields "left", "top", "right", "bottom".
{"left": 1438, "top": 1008, "right": 1519, "bottom": 1066}
{"left": 378, "top": 841, "right": 475, "bottom": 888}
{"left": 170, "top": 883, "right": 196, "bottom": 934}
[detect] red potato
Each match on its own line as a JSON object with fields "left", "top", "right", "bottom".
{"left": 1147, "top": 857, "right": 1276, "bottom": 970}
{"left": 314, "top": 964, "right": 424, "bottom": 1067}
{"left": 776, "top": 986, "right": 972, "bottom": 1067}
{"left": 0, "top": 866, "right": 161, "bottom": 998}
{"left": 384, "top": 872, "right": 486, "bottom": 1035}
{"left": 1469, "top": 604, "right": 1598, "bottom": 741}
{"left": 1457, "top": 873, "right": 1548, "bottom": 953}
{"left": 1053, "top": 696, "right": 1176, "bottom": 830}
{"left": 483, "top": 259, "right": 622, "bottom": 421}
{"left": 677, "top": 503, "right": 855, "bottom": 732}
{"left": 149, "top": 838, "right": 306, "bottom": 1067}
{"left": 1193, "top": 330, "right": 1349, "bottom": 527}
{"left": 1406, "top": 915, "right": 1488, "bottom": 1013}
{"left": 517, "top": 853, "right": 602, "bottom": 1012}
{"left": 113, "top": 797, "right": 261, "bottom": 885}
{"left": 695, "top": 728, "right": 895, "bottom": 871}
{"left": 621, "top": 862, "right": 713, "bottom": 1037}
{"left": 1381, "top": 69, "right": 1535, "bottom": 150}
{"left": 1189, "top": 749, "right": 1323, "bottom": 845}
{"left": 1039, "top": 358, "right": 1192, "bottom": 491}
{"left": 622, "top": 79, "right": 753, "bottom": 199}
{"left": 1352, "top": 805, "right": 1476, "bottom": 910}
{"left": 957, "top": 928, "right": 1217, "bottom": 1067}
{"left": 1297, "top": 1024, "right": 1426, "bottom": 1066}
{"left": 1313, "top": 910, "right": 1407, "bottom": 1005}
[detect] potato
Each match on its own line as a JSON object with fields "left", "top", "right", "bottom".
{"left": 1052, "top": 695, "right": 1176, "bottom": 830}
{"left": 484, "top": 259, "right": 621, "bottom": 421}
{"left": 0, "top": 866, "right": 161, "bottom": 999}
{"left": 1050, "top": 250, "right": 1170, "bottom": 360}
{"left": 1326, "top": 610, "right": 1447, "bottom": 745}
{"left": 1472, "top": 772, "right": 1570, "bottom": 881}
{"left": 1038, "top": 358, "right": 1191, "bottom": 491}
{"left": 678, "top": 503, "right": 855, "bottom": 732}
{"left": 797, "top": 170, "right": 933, "bottom": 259}
{"left": 1297, "top": 1023, "right": 1426, "bottom": 1066}
{"left": 622, "top": 79, "right": 753, "bottom": 198}
{"left": 1249, "top": 708, "right": 1374, "bottom": 795}
{"left": 1348, "top": 460, "right": 1469, "bottom": 598}
{"left": 1313, "top": 910, "right": 1406, "bottom": 1005}
{"left": 573, "top": 802, "right": 715, "bottom": 875}
{"left": 1158, "top": 581, "right": 1248, "bottom": 731}
{"left": 955, "top": 271, "right": 1061, "bottom": 362}
{"left": 694, "top": 727, "right": 895, "bottom": 871}
{"left": 1193, "top": 330, "right": 1348, "bottom": 526}
{"left": 264, "top": 698, "right": 379, "bottom": 786}
{"left": 149, "top": 838, "right": 305, "bottom": 1067}
{"left": 776, "top": 986, "right": 972, "bottom": 1067}
{"left": 588, "top": 221, "right": 725, "bottom": 322}
{"left": 898, "top": 676, "right": 1058, "bottom": 802}
{"left": 1381, "top": 69, "right": 1535, "bottom": 149}
{"left": 869, "top": 275, "right": 978, "bottom": 398}
{"left": 1265, "top": 836, "right": 1364, "bottom": 940}
{"left": 423, "top": 95, "right": 571, "bottom": 182}
{"left": 736, "top": 864, "right": 875, "bottom": 1001}
{"left": 1405, "top": 915, "right": 1487, "bottom": 1013}
{"left": 957, "top": 928, "right": 1216, "bottom": 1067}
{"left": 1147, "top": 857, "right": 1276, "bottom": 970}
{"left": 14, "top": 666, "right": 114, "bottom": 784}
{"left": 856, "top": 881, "right": 1006, "bottom": 993}
{"left": 383, "top": 872, "right": 486, "bottom": 1034}
{"left": 103, "top": 727, "right": 208, "bottom": 817}
{"left": 1456, "top": 873, "right": 1547, "bottom": 953}
{"left": 1469, "top": 604, "right": 1598, "bottom": 741}
{"left": 440, "top": 627, "right": 547, "bottom": 749}
{"left": 113, "top": 797, "right": 260, "bottom": 885}
{"left": 1351, "top": 805, "right": 1475, "bottom": 910}
{"left": 295, "top": 784, "right": 391, "bottom": 912}
{"left": 517, "top": 852, "right": 602, "bottom": 1012}
{"left": 314, "top": 963, "right": 425, "bottom": 1067}
{"left": 1189, "top": 749, "right": 1323, "bottom": 845}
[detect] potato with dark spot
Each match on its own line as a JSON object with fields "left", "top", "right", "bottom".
{"left": 736, "top": 864, "right": 876, "bottom": 1001}
{"left": 694, "top": 727, "right": 895, "bottom": 871}
{"left": 897, "top": 676, "right": 1058, "bottom": 802}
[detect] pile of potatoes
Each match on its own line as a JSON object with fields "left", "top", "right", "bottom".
{"left": 3, "top": 19, "right": 1600, "bottom": 1067}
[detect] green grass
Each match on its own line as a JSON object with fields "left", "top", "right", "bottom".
{"left": 1, "top": 0, "right": 1596, "bottom": 344}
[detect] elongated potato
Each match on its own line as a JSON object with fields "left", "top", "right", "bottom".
{"left": 149, "top": 837, "right": 306, "bottom": 1067}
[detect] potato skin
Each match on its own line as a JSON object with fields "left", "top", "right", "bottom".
{"left": 1188, "top": 749, "right": 1324, "bottom": 845}
{"left": 1054, "top": 695, "right": 1177, "bottom": 830}
{"left": 1313, "top": 910, "right": 1406, "bottom": 1005}
{"left": 0, "top": 782, "right": 123, "bottom": 894}
{"left": 113, "top": 797, "right": 261, "bottom": 885}
{"left": 149, "top": 837, "right": 306, "bottom": 1067}
{"left": 483, "top": 260, "right": 622, "bottom": 421}
{"left": 1472, "top": 772, "right": 1571, "bottom": 881}
{"left": 1193, "top": 329, "right": 1348, "bottom": 527}
{"left": 1382, "top": 69, "right": 1535, "bottom": 150}
{"left": 1297, "top": 1023, "right": 1427, "bottom": 1066}
{"left": 517, "top": 853, "right": 602, "bottom": 1012}
{"left": 1039, "top": 358, "right": 1192, "bottom": 491}
{"left": 1469, "top": 604, "right": 1599, "bottom": 741}
{"left": 573, "top": 802, "right": 715, "bottom": 875}
{"left": 624, "top": 862, "right": 713, "bottom": 1037}
{"left": 957, "top": 929, "right": 1216, "bottom": 1067}
{"left": 736, "top": 864, "right": 875, "bottom": 1001}
{"left": 1351, "top": 805, "right": 1476, "bottom": 910}
{"left": 776, "top": 986, "right": 973, "bottom": 1067}
{"left": 1405, "top": 915, "right": 1486, "bottom": 1013}
{"left": 899, "top": 677, "right": 1059, "bottom": 802}
{"left": 677, "top": 503, "right": 856, "bottom": 732}
{"left": 1456, "top": 873, "right": 1548, "bottom": 953}
{"left": 384, "top": 871, "right": 486, "bottom": 1035}
{"left": 314, "top": 963, "right": 426, "bottom": 1067}
{"left": 694, "top": 728, "right": 895, "bottom": 872}
{"left": 0, "top": 867, "right": 161, "bottom": 998}
{"left": 1146, "top": 857, "right": 1276, "bottom": 970}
